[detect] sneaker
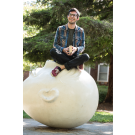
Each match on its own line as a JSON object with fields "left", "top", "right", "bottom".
{"left": 51, "top": 66, "right": 61, "bottom": 77}
{"left": 77, "top": 64, "right": 84, "bottom": 70}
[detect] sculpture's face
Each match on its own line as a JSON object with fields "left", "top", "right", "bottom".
{"left": 23, "top": 60, "right": 99, "bottom": 128}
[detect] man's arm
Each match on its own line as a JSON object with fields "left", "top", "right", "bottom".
{"left": 76, "top": 29, "right": 85, "bottom": 54}
{"left": 53, "top": 27, "right": 64, "bottom": 52}
{"left": 53, "top": 27, "right": 72, "bottom": 56}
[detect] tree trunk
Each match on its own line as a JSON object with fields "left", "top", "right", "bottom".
{"left": 104, "top": 53, "right": 113, "bottom": 104}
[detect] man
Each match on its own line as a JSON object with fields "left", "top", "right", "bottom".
{"left": 50, "top": 8, "right": 90, "bottom": 77}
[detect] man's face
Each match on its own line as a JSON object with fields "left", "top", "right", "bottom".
{"left": 67, "top": 11, "right": 79, "bottom": 24}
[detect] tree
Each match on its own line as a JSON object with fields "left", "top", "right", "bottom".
{"left": 23, "top": 0, "right": 113, "bottom": 103}
{"left": 104, "top": 53, "right": 113, "bottom": 103}
{"left": 23, "top": 17, "right": 112, "bottom": 65}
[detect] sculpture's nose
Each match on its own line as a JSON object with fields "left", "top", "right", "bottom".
{"left": 38, "top": 88, "right": 59, "bottom": 102}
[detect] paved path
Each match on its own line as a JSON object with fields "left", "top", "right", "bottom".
{"left": 23, "top": 119, "right": 113, "bottom": 135}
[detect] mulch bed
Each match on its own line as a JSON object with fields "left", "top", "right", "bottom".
{"left": 97, "top": 103, "right": 113, "bottom": 111}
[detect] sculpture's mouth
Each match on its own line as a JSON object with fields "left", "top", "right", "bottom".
{"left": 39, "top": 88, "right": 59, "bottom": 102}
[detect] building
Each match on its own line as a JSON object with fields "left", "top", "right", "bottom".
{"left": 84, "top": 62, "right": 109, "bottom": 85}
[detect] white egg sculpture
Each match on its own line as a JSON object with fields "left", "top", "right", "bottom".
{"left": 23, "top": 60, "right": 99, "bottom": 128}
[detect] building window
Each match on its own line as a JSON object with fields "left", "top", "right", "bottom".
{"left": 97, "top": 63, "right": 109, "bottom": 82}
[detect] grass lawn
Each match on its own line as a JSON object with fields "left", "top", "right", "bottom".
{"left": 23, "top": 110, "right": 31, "bottom": 118}
{"left": 89, "top": 111, "right": 113, "bottom": 123}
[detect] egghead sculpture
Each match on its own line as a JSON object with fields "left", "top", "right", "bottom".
{"left": 23, "top": 60, "right": 99, "bottom": 128}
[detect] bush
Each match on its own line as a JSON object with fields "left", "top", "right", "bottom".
{"left": 97, "top": 84, "right": 108, "bottom": 103}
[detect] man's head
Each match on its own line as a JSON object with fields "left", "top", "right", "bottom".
{"left": 67, "top": 8, "right": 80, "bottom": 24}
{"left": 68, "top": 8, "right": 80, "bottom": 18}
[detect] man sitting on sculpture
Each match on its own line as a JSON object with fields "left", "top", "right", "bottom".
{"left": 50, "top": 8, "right": 90, "bottom": 77}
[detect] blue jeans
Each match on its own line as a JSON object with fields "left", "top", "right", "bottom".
{"left": 50, "top": 48, "right": 90, "bottom": 70}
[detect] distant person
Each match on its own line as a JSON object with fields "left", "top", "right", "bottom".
{"left": 50, "top": 8, "right": 90, "bottom": 77}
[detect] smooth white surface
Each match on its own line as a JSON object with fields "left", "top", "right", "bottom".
{"left": 23, "top": 60, "right": 99, "bottom": 128}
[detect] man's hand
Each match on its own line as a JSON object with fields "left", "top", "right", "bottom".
{"left": 69, "top": 47, "right": 77, "bottom": 56}
{"left": 69, "top": 47, "right": 78, "bottom": 56}
{"left": 62, "top": 48, "right": 70, "bottom": 55}
{"left": 63, "top": 47, "right": 78, "bottom": 56}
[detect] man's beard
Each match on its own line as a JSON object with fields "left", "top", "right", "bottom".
{"left": 68, "top": 21, "right": 76, "bottom": 24}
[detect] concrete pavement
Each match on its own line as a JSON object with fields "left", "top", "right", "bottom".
{"left": 23, "top": 118, "right": 113, "bottom": 135}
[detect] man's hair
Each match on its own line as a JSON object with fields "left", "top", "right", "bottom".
{"left": 68, "top": 8, "right": 80, "bottom": 18}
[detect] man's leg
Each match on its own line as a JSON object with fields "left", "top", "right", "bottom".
{"left": 64, "top": 53, "right": 90, "bottom": 70}
{"left": 50, "top": 48, "right": 89, "bottom": 76}
{"left": 50, "top": 48, "right": 71, "bottom": 65}
{"left": 50, "top": 48, "right": 72, "bottom": 76}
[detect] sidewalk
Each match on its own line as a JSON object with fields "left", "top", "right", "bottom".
{"left": 23, "top": 118, "right": 113, "bottom": 135}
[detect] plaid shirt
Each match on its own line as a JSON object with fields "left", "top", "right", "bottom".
{"left": 53, "top": 23, "right": 85, "bottom": 55}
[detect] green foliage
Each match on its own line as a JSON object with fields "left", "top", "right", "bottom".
{"left": 23, "top": 24, "right": 42, "bottom": 38}
{"left": 23, "top": 8, "right": 67, "bottom": 32}
{"left": 23, "top": 8, "right": 52, "bottom": 28}
{"left": 23, "top": 16, "right": 112, "bottom": 66}
{"left": 78, "top": 16, "right": 113, "bottom": 66}
{"left": 23, "top": 0, "right": 113, "bottom": 31}
{"left": 23, "top": 51, "right": 46, "bottom": 71}
{"left": 90, "top": 111, "right": 113, "bottom": 122}
{"left": 23, "top": 30, "right": 55, "bottom": 62}
{"left": 23, "top": 58, "right": 31, "bottom": 71}
{"left": 49, "top": 0, "right": 113, "bottom": 21}
{"left": 23, "top": 0, "right": 113, "bottom": 66}
{"left": 97, "top": 84, "right": 108, "bottom": 103}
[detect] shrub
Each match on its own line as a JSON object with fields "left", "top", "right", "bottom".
{"left": 97, "top": 84, "right": 108, "bottom": 103}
